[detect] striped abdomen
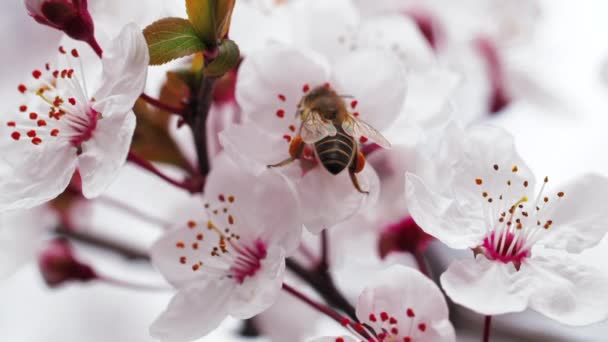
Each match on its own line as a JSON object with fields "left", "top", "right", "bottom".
{"left": 315, "top": 127, "right": 356, "bottom": 175}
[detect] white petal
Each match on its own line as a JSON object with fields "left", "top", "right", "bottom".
{"left": 538, "top": 174, "right": 608, "bottom": 253}
{"left": 287, "top": 0, "right": 360, "bottom": 62}
{"left": 405, "top": 173, "right": 485, "bottom": 249}
{"left": 440, "top": 257, "right": 533, "bottom": 316}
{"left": 229, "top": 245, "right": 286, "bottom": 318}
{"left": 525, "top": 254, "right": 608, "bottom": 326}
{"left": 0, "top": 141, "right": 77, "bottom": 211}
{"left": 230, "top": 2, "right": 291, "bottom": 54}
{"left": 150, "top": 281, "right": 234, "bottom": 342}
{"left": 299, "top": 164, "right": 379, "bottom": 234}
{"left": 331, "top": 50, "right": 407, "bottom": 131}
{"left": 357, "top": 265, "right": 455, "bottom": 342}
{"left": 78, "top": 111, "right": 136, "bottom": 198}
{"left": 92, "top": 23, "right": 149, "bottom": 116}
{"left": 204, "top": 154, "right": 302, "bottom": 253}
{"left": 236, "top": 42, "right": 330, "bottom": 135}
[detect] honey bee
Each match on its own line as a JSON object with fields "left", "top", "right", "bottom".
{"left": 268, "top": 85, "right": 391, "bottom": 194}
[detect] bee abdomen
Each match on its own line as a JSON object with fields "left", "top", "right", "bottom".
{"left": 315, "top": 130, "right": 355, "bottom": 175}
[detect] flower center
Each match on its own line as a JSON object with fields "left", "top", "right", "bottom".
{"left": 366, "top": 308, "right": 427, "bottom": 342}
{"left": 7, "top": 46, "right": 99, "bottom": 148}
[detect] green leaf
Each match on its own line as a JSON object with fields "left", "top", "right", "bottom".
{"left": 204, "top": 39, "right": 240, "bottom": 77}
{"left": 143, "top": 17, "right": 206, "bottom": 65}
{"left": 185, "top": 0, "right": 217, "bottom": 47}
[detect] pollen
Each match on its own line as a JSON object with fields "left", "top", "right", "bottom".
{"left": 11, "top": 132, "right": 20, "bottom": 140}
{"left": 277, "top": 94, "right": 286, "bottom": 102}
{"left": 302, "top": 84, "right": 310, "bottom": 92}
{"left": 187, "top": 220, "right": 197, "bottom": 229}
{"left": 512, "top": 165, "right": 519, "bottom": 172}
{"left": 557, "top": 191, "right": 565, "bottom": 197}
{"left": 276, "top": 109, "right": 285, "bottom": 118}
{"left": 18, "top": 84, "right": 26, "bottom": 93}
{"left": 475, "top": 178, "right": 483, "bottom": 185}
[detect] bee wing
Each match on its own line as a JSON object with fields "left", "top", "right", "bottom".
{"left": 300, "top": 111, "right": 336, "bottom": 144}
{"left": 342, "top": 115, "right": 391, "bottom": 148}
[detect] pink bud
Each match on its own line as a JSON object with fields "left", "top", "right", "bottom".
{"left": 378, "top": 216, "right": 434, "bottom": 258}
{"left": 25, "top": 0, "right": 98, "bottom": 50}
{"left": 37, "top": 238, "right": 96, "bottom": 288}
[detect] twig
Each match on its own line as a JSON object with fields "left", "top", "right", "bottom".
{"left": 55, "top": 227, "right": 149, "bottom": 261}
{"left": 187, "top": 76, "right": 217, "bottom": 176}
{"left": 127, "top": 151, "right": 204, "bottom": 193}
{"left": 140, "top": 93, "right": 186, "bottom": 116}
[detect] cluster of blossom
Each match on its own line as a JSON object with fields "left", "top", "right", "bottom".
{"left": 2, "top": 0, "right": 608, "bottom": 341}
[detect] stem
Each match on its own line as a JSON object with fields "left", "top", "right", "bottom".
{"left": 319, "top": 230, "right": 329, "bottom": 272}
{"left": 86, "top": 37, "right": 103, "bottom": 58}
{"left": 187, "top": 76, "right": 217, "bottom": 176}
{"left": 96, "top": 196, "right": 172, "bottom": 228}
{"left": 286, "top": 258, "right": 357, "bottom": 321}
{"left": 140, "top": 93, "right": 185, "bottom": 115}
{"left": 55, "top": 227, "right": 149, "bottom": 261}
{"left": 282, "top": 283, "right": 344, "bottom": 324}
{"left": 482, "top": 315, "right": 492, "bottom": 342}
{"left": 127, "top": 151, "right": 203, "bottom": 193}
{"left": 414, "top": 252, "right": 430, "bottom": 277}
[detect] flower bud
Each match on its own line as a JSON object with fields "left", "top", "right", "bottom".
{"left": 37, "top": 238, "right": 96, "bottom": 288}
{"left": 378, "top": 216, "right": 433, "bottom": 258}
{"left": 25, "top": 0, "right": 95, "bottom": 43}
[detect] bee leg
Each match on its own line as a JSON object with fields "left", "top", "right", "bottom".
{"left": 267, "top": 136, "right": 304, "bottom": 168}
{"left": 349, "top": 151, "right": 369, "bottom": 194}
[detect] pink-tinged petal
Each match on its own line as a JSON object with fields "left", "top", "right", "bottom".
{"left": 0, "top": 141, "right": 77, "bottom": 211}
{"left": 230, "top": 2, "right": 291, "bottom": 54}
{"left": 78, "top": 111, "right": 136, "bottom": 198}
{"left": 309, "top": 337, "right": 356, "bottom": 342}
{"left": 405, "top": 173, "right": 485, "bottom": 249}
{"left": 24, "top": 0, "right": 46, "bottom": 16}
{"left": 537, "top": 174, "right": 608, "bottom": 253}
{"left": 0, "top": 205, "right": 57, "bottom": 278}
{"left": 204, "top": 154, "right": 302, "bottom": 253}
{"left": 357, "top": 265, "right": 455, "bottom": 342}
{"left": 219, "top": 123, "right": 288, "bottom": 176}
{"left": 150, "top": 281, "right": 234, "bottom": 342}
{"left": 358, "top": 15, "right": 434, "bottom": 69}
{"left": 331, "top": 50, "right": 407, "bottom": 131}
{"left": 299, "top": 164, "right": 379, "bottom": 234}
{"left": 440, "top": 257, "right": 533, "bottom": 316}
{"left": 229, "top": 245, "right": 286, "bottom": 318}
{"left": 287, "top": 0, "right": 360, "bottom": 62}
{"left": 92, "top": 23, "right": 149, "bottom": 117}
{"left": 524, "top": 254, "right": 608, "bottom": 326}
{"left": 236, "top": 43, "right": 331, "bottom": 136}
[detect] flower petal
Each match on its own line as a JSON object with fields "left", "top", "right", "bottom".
{"left": 229, "top": 245, "right": 286, "bottom": 318}
{"left": 538, "top": 174, "right": 608, "bottom": 253}
{"left": 331, "top": 50, "right": 407, "bottom": 131}
{"left": 78, "top": 111, "right": 136, "bottom": 198}
{"left": 440, "top": 257, "right": 533, "bottom": 316}
{"left": 308, "top": 337, "right": 356, "bottom": 342}
{"left": 299, "top": 164, "right": 379, "bottom": 234}
{"left": 0, "top": 141, "right": 77, "bottom": 211}
{"left": 236, "top": 42, "right": 330, "bottom": 135}
{"left": 92, "top": 23, "right": 149, "bottom": 117}
{"left": 150, "top": 281, "right": 234, "bottom": 342}
{"left": 524, "top": 254, "right": 608, "bottom": 326}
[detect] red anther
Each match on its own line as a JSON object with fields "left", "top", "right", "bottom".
{"left": 27, "top": 130, "right": 37, "bottom": 138}
{"left": 29, "top": 113, "right": 38, "bottom": 120}
{"left": 323, "top": 82, "right": 331, "bottom": 88}
{"left": 283, "top": 134, "right": 292, "bottom": 142}
{"left": 389, "top": 317, "right": 398, "bottom": 324}
{"left": 350, "top": 100, "right": 358, "bottom": 108}
{"left": 52, "top": 70, "right": 59, "bottom": 78}
{"left": 192, "top": 264, "right": 200, "bottom": 271}
{"left": 37, "top": 120, "right": 47, "bottom": 127}
{"left": 360, "top": 136, "right": 368, "bottom": 143}
{"left": 353, "top": 111, "right": 359, "bottom": 117}
{"left": 302, "top": 84, "right": 310, "bottom": 92}
{"left": 68, "top": 98, "right": 76, "bottom": 105}
{"left": 335, "top": 338, "right": 344, "bottom": 342}
{"left": 406, "top": 308, "right": 415, "bottom": 317}
{"left": 45, "top": 63, "right": 50, "bottom": 71}
{"left": 218, "top": 194, "right": 226, "bottom": 202}
{"left": 59, "top": 46, "right": 66, "bottom": 54}
{"left": 276, "top": 109, "right": 285, "bottom": 118}
{"left": 369, "top": 313, "right": 377, "bottom": 322}
{"left": 11, "top": 132, "right": 20, "bottom": 140}
{"left": 354, "top": 323, "right": 365, "bottom": 332}
{"left": 50, "top": 129, "right": 59, "bottom": 136}
{"left": 196, "top": 234, "right": 203, "bottom": 241}
{"left": 278, "top": 94, "right": 286, "bottom": 101}
{"left": 61, "top": 70, "right": 67, "bottom": 78}
{"left": 418, "top": 323, "right": 426, "bottom": 332}
{"left": 391, "top": 328, "right": 399, "bottom": 335}
{"left": 18, "top": 84, "right": 27, "bottom": 93}
{"left": 19, "top": 105, "right": 27, "bottom": 112}
{"left": 32, "top": 70, "right": 42, "bottom": 79}
{"left": 67, "top": 69, "right": 74, "bottom": 78}
{"left": 71, "top": 49, "right": 79, "bottom": 57}
{"left": 403, "top": 337, "right": 412, "bottom": 342}
{"left": 179, "top": 256, "right": 187, "bottom": 264}
{"left": 7, "top": 121, "right": 16, "bottom": 127}
{"left": 187, "top": 220, "right": 197, "bottom": 228}
{"left": 175, "top": 242, "right": 185, "bottom": 248}
{"left": 32, "top": 137, "right": 42, "bottom": 145}
{"left": 288, "top": 125, "right": 296, "bottom": 132}
{"left": 380, "top": 312, "right": 389, "bottom": 321}
{"left": 378, "top": 332, "right": 387, "bottom": 340}
{"left": 340, "top": 318, "right": 351, "bottom": 326}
